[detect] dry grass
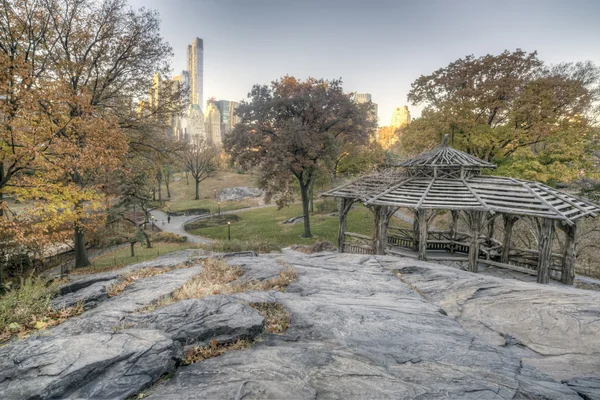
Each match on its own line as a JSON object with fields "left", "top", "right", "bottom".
{"left": 393, "top": 270, "right": 425, "bottom": 296}
{"left": 250, "top": 302, "right": 290, "bottom": 334}
{"left": 141, "top": 259, "right": 297, "bottom": 312}
{"left": 0, "top": 303, "right": 84, "bottom": 343}
{"left": 183, "top": 338, "right": 253, "bottom": 364}
{"left": 107, "top": 267, "right": 169, "bottom": 297}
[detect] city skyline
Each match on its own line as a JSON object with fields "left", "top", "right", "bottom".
{"left": 130, "top": 0, "right": 600, "bottom": 124}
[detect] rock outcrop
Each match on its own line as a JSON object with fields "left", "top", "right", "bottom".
{"left": 217, "top": 186, "right": 262, "bottom": 201}
{"left": 1, "top": 251, "right": 599, "bottom": 399}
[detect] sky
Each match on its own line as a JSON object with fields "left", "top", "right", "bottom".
{"left": 130, "top": 0, "right": 600, "bottom": 125}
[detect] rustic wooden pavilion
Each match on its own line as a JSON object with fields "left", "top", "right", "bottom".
{"left": 323, "top": 135, "right": 600, "bottom": 285}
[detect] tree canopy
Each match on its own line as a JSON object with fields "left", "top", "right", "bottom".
{"left": 224, "top": 76, "right": 376, "bottom": 238}
{"left": 400, "top": 49, "right": 600, "bottom": 184}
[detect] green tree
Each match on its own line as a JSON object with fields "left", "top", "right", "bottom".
{"left": 402, "top": 49, "right": 600, "bottom": 183}
{"left": 224, "top": 76, "right": 375, "bottom": 238}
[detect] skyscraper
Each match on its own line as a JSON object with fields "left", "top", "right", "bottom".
{"left": 187, "top": 38, "right": 203, "bottom": 110}
{"left": 205, "top": 101, "right": 222, "bottom": 146}
{"left": 390, "top": 106, "right": 411, "bottom": 128}
{"left": 355, "top": 93, "right": 378, "bottom": 126}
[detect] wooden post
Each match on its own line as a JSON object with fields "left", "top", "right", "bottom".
{"left": 449, "top": 210, "right": 459, "bottom": 254}
{"left": 500, "top": 215, "right": 517, "bottom": 264}
{"left": 558, "top": 221, "right": 577, "bottom": 285}
{"left": 338, "top": 198, "right": 348, "bottom": 252}
{"left": 536, "top": 218, "right": 554, "bottom": 284}
{"left": 467, "top": 211, "right": 484, "bottom": 273}
{"left": 417, "top": 209, "right": 428, "bottom": 261}
{"left": 412, "top": 210, "right": 420, "bottom": 252}
{"left": 373, "top": 205, "right": 391, "bottom": 255}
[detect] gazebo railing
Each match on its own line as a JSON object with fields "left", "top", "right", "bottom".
{"left": 343, "top": 232, "right": 374, "bottom": 255}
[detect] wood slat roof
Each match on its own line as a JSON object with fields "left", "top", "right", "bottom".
{"left": 397, "top": 137, "right": 497, "bottom": 169}
{"left": 323, "top": 173, "right": 599, "bottom": 223}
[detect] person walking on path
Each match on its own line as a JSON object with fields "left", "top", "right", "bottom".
{"left": 168, "top": 215, "right": 171, "bottom": 224}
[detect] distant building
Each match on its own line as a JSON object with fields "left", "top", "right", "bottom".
{"left": 355, "top": 92, "right": 378, "bottom": 126}
{"left": 390, "top": 106, "right": 411, "bottom": 128}
{"left": 214, "top": 100, "right": 240, "bottom": 138}
{"left": 205, "top": 101, "right": 222, "bottom": 146}
{"left": 187, "top": 104, "right": 206, "bottom": 146}
{"left": 187, "top": 38, "right": 203, "bottom": 110}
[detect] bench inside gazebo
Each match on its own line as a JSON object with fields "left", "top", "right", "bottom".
{"left": 323, "top": 135, "right": 600, "bottom": 285}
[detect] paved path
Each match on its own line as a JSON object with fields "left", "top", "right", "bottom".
{"left": 151, "top": 204, "right": 279, "bottom": 244}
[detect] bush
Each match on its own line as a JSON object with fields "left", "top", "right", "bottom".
{"left": 202, "top": 239, "right": 280, "bottom": 254}
{"left": 186, "top": 214, "right": 241, "bottom": 230}
{"left": 151, "top": 232, "right": 188, "bottom": 243}
{"left": 315, "top": 199, "right": 338, "bottom": 214}
{"left": 168, "top": 208, "right": 210, "bottom": 217}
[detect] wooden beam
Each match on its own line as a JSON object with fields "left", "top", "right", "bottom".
{"left": 412, "top": 210, "right": 419, "bottom": 252}
{"left": 450, "top": 210, "right": 459, "bottom": 254}
{"left": 536, "top": 218, "right": 554, "bottom": 284}
{"left": 417, "top": 209, "right": 428, "bottom": 261}
{"left": 338, "top": 198, "right": 354, "bottom": 252}
{"left": 373, "top": 205, "right": 391, "bottom": 255}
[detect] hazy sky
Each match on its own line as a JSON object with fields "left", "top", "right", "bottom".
{"left": 131, "top": 0, "right": 600, "bottom": 125}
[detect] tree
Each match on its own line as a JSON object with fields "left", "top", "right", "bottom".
{"left": 45, "top": 0, "right": 184, "bottom": 267}
{"left": 224, "top": 76, "right": 375, "bottom": 238}
{"left": 183, "top": 142, "right": 219, "bottom": 200}
{"left": 402, "top": 49, "right": 600, "bottom": 184}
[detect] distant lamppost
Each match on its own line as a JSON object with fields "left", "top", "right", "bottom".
{"left": 218, "top": 202, "right": 221, "bottom": 216}
{"left": 228, "top": 221, "right": 231, "bottom": 241}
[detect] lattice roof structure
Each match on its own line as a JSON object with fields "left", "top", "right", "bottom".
{"left": 323, "top": 136, "right": 600, "bottom": 225}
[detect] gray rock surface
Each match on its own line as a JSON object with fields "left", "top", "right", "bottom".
{"left": 217, "top": 186, "right": 263, "bottom": 201}
{"left": 122, "top": 297, "right": 264, "bottom": 346}
{"left": 147, "top": 253, "right": 594, "bottom": 399}
{"left": 3, "top": 251, "right": 600, "bottom": 399}
{"left": 0, "top": 329, "right": 180, "bottom": 400}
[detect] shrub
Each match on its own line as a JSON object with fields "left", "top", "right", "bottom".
{"left": 186, "top": 214, "right": 241, "bottom": 230}
{"left": 202, "top": 239, "right": 280, "bottom": 254}
{"left": 315, "top": 199, "right": 338, "bottom": 214}
{"left": 150, "top": 232, "right": 188, "bottom": 243}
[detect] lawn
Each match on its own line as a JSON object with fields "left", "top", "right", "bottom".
{"left": 72, "top": 241, "right": 198, "bottom": 274}
{"left": 186, "top": 201, "right": 409, "bottom": 249}
{"left": 165, "top": 171, "right": 261, "bottom": 213}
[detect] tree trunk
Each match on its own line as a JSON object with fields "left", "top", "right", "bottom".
{"left": 308, "top": 180, "right": 314, "bottom": 213}
{"left": 0, "top": 162, "right": 4, "bottom": 218}
{"left": 501, "top": 215, "right": 517, "bottom": 264}
{"left": 417, "top": 209, "right": 428, "bottom": 261}
{"left": 298, "top": 179, "right": 312, "bottom": 238}
{"left": 165, "top": 170, "right": 171, "bottom": 198}
{"left": 195, "top": 179, "right": 200, "bottom": 200}
{"left": 185, "top": 170, "right": 189, "bottom": 185}
{"left": 141, "top": 227, "right": 152, "bottom": 248}
{"left": 74, "top": 224, "right": 90, "bottom": 268}
{"left": 130, "top": 242, "right": 135, "bottom": 257}
{"left": 536, "top": 218, "right": 554, "bottom": 284}
{"left": 156, "top": 173, "right": 162, "bottom": 202}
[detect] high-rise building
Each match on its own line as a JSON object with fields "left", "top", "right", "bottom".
{"left": 214, "top": 100, "right": 240, "bottom": 138}
{"left": 390, "top": 106, "right": 411, "bottom": 128}
{"left": 187, "top": 104, "right": 205, "bottom": 146}
{"left": 205, "top": 101, "right": 222, "bottom": 146}
{"left": 355, "top": 92, "right": 378, "bottom": 126}
{"left": 187, "top": 38, "right": 203, "bottom": 110}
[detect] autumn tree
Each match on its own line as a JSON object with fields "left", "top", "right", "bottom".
{"left": 44, "top": 0, "right": 185, "bottom": 267}
{"left": 402, "top": 49, "right": 600, "bottom": 184}
{"left": 224, "top": 76, "right": 375, "bottom": 238}
{"left": 183, "top": 142, "right": 219, "bottom": 200}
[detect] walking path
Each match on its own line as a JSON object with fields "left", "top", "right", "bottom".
{"left": 150, "top": 204, "right": 278, "bottom": 244}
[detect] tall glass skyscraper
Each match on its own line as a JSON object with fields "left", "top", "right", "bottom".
{"left": 187, "top": 38, "right": 203, "bottom": 110}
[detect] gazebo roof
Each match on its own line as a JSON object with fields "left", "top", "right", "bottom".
{"left": 398, "top": 137, "right": 496, "bottom": 170}
{"left": 323, "top": 139, "right": 600, "bottom": 225}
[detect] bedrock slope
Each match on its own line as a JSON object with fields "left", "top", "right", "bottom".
{"left": 147, "top": 252, "right": 598, "bottom": 399}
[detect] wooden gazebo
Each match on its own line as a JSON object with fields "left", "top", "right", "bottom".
{"left": 323, "top": 136, "right": 600, "bottom": 285}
